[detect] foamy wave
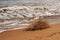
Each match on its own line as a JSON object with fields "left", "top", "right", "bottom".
{"left": 0, "top": 6, "right": 60, "bottom": 33}
{"left": 0, "top": 6, "right": 60, "bottom": 20}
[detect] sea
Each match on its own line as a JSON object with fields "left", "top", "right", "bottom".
{"left": 0, "top": 0, "right": 60, "bottom": 33}
{"left": 0, "top": 0, "right": 60, "bottom": 7}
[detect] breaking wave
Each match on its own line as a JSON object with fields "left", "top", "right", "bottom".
{"left": 0, "top": 6, "right": 60, "bottom": 33}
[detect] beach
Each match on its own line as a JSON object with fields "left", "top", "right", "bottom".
{"left": 0, "top": 0, "right": 60, "bottom": 40}
{"left": 0, "top": 23, "right": 60, "bottom": 40}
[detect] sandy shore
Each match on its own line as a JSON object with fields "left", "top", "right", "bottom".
{"left": 0, "top": 23, "right": 60, "bottom": 40}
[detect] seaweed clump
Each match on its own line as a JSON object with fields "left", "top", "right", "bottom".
{"left": 25, "top": 19, "right": 50, "bottom": 31}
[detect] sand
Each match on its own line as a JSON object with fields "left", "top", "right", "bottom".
{"left": 0, "top": 23, "right": 60, "bottom": 40}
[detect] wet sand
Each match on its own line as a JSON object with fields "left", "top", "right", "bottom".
{"left": 0, "top": 23, "right": 60, "bottom": 40}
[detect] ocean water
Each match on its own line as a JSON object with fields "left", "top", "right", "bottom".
{"left": 0, "top": 0, "right": 60, "bottom": 33}
{"left": 0, "top": 0, "right": 60, "bottom": 7}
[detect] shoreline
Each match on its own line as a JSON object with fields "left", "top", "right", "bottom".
{"left": 0, "top": 22, "right": 60, "bottom": 33}
{"left": 0, "top": 23, "right": 60, "bottom": 40}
